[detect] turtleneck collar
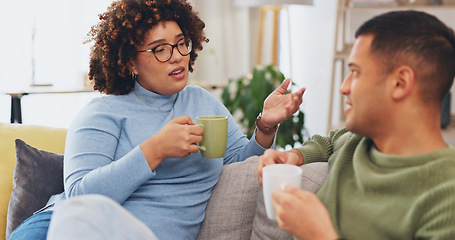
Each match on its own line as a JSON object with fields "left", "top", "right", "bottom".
{"left": 132, "top": 81, "right": 179, "bottom": 111}
{"left": 365, "top": 138, "right": 453, "bottom": 169}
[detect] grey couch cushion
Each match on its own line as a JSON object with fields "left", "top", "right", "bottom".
{"left": 250, "top": 162, "right": 329, "bottom": 239}
{"left": 197, "top": 156, "right": 261, "bottom": 240}
{"left": 198, "top": 156, "right": 329, "bottom": 240}
{"left": 6, "top": 139, "right": 64, "bottom": 238}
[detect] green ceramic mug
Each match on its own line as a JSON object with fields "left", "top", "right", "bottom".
{"left": 197, "top": 116, "right": 228, "bottom": 158}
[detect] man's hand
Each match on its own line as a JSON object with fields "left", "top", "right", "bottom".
{"left": 257, "top": 149, "right": 304, "bottom": 185}
{"left": 272, "top": 185, "right": 338, "bottom": 240}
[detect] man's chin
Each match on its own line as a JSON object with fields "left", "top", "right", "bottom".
{"left": 344, "top": 119, "right": 354, "bottom": 132}
{"left": 344, "top": 122, "right": 369, "bottom": 138}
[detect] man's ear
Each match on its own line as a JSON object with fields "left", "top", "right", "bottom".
{"left": 390, "top": 65, "right": 415, "bottom": 100}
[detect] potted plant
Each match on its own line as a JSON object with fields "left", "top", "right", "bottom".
{"left": 221, "top": 65, "right": 308, "bottom": 149}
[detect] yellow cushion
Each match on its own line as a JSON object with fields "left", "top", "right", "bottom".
{"left": 0, "top": 122, "right": 66, "bottom": 239}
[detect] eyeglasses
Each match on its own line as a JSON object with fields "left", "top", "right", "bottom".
{"left": 138, "top": 38, "right": 192, "bottom": 62}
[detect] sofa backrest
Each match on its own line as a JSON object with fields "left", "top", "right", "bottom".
{"left": 0, "top": 122, "right": 66, "bottom": 240}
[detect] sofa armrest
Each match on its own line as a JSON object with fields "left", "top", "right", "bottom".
{"left": 0, "top": 123, "right": 66, "bottom": 240}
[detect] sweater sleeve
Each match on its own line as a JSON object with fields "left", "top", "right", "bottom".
{"left": 296, "top": 128, "right": 351, "bottom": 164}
{"left": 415, "top": 179, "right": 455, "bottom": 239}
{"left": 63, "top": 98, "right": 155, "bottom": 204}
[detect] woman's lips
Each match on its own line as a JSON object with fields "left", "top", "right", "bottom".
{"left": 169, "top": 67, "right": 185, "bottom": 80}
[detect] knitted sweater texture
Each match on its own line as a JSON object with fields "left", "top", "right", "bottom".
{"left": 298, "top": 129, "right": 455, "bottom": 240}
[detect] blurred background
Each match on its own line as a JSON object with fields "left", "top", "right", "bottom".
{"left": 1, "top": 0, "right": 454, "bottom": 138}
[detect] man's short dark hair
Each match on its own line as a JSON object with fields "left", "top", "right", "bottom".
{"left": 355, "top": 10, "right": 455, "bottom": 104}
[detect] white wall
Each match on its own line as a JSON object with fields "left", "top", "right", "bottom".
{"left": 0, "top": 0, "right": 253, "bottom": 128}
{"left": 0, "top": 0, "right": 112, "bottom": 90}
{"left": 0, "top": 95, "right": 10, "bottom": 124}
{"left": 282, "top": 1, "right": 337, "bottom": 136}
{"left": 0, "top": 0, "right": 111, "bottom": 128}
{"left": 188, "top": 0, "right": 253, "bottom": 83}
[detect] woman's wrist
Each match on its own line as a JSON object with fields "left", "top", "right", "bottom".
{"left": 256, "top": 112, "right": 279, "bottom": 135}
{"left": 140, "top": 137, "right": 164, "bottom": 171}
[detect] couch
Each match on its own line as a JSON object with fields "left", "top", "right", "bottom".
{"left": 1, "top": 122, "right": 329, "bottom": 240}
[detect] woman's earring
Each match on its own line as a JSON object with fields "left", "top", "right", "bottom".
{"left": 131, "top": 72, "right": 137, "bottom": 80}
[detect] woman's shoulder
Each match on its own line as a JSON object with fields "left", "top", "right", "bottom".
{"left": 180, "top": 85, "right": 218, "bottom": 101}
{"left": 69, "top": 94, "right": 133, "bottom": 131}
{"left": 182, "top": 85, "right": 211, "bottom": 94}
{"left": 86, "top": 93, "right": 133, "bottom": 109}
{"left": 176, "top": 85, "right": 229, "bottom": 116}
{"left": 73, "top": 94, "right": 134, "bottom": 122}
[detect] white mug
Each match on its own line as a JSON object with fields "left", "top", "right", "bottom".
{"left": 262, "top": 164, "right": 302, "bottom": 220}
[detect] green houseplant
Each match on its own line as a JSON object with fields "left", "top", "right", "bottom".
{"left": 221, "top": 65, "right": 308, "bottom": 149}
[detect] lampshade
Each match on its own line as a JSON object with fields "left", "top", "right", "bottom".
{"left": 234, "top": 0, "right": 313, "bottom": 7}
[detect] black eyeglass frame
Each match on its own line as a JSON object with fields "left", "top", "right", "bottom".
{"left": 137, "top": 38, "right": 192, "bottom": 63}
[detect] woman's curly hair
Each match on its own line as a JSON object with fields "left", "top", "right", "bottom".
{"left": 86, "top": 0, "right": 208, "bottom": 95}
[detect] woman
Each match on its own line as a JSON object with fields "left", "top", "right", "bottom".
{"left": 8, "top": 0, "right": 305, "bottom": 239}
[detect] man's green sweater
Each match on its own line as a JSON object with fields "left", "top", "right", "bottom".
{"left": 297, "top": 129, "right": 455, "bottom": 239}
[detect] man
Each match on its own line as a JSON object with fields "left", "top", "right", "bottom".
{"left": 257, "top": 10, "right": 455, "bottom": 240}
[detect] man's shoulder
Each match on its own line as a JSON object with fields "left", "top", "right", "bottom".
{"left": 433, "top": 147, "right": 455, "bottom": 173}
{"left": 330, "top": 128, "right": 363, "bottom": 148}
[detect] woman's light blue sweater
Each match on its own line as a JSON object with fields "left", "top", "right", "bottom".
{"left": 63, "top": 82, "right": 268, "bottom": 240}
